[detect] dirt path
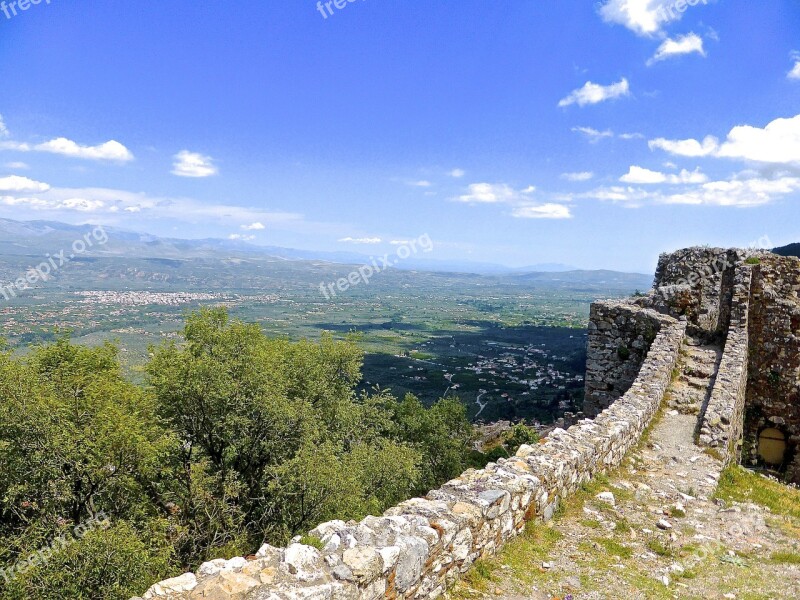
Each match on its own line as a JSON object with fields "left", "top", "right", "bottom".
{"left": 449, "top": 341, "right": 800, "bottom": 600}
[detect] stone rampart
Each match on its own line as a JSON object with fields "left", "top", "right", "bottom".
{"left": 583, "top": 301, "right": 663, "bottom": 417}
{"left": 134, "top": 316, "right": 686, "bottom": 600}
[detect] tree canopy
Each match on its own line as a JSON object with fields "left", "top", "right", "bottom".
{"left": 0, "top": 307, "right": 479, "bottom": 599}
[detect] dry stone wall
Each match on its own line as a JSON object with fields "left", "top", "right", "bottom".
{"left": 742, "top": 254, "right": 800, "bottom": 481}
{"left": 698, "top": 263, "right": 752, "bottom": 463}
{"left": 650, "top": 247, "right": 744, "bottom": 336}
{"left": 133, "top": 317, "right": 686, "bottom": 600}
{"left": 583, "top": 302, "right": 663, "bottom": 417}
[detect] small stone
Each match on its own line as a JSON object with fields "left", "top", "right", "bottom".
{"left": 542, "top": 561, "right": 552, "bottom": 569}
{"left": 657, "top": 519, "right": 672, "bottom": 530}
{"left": 596, "top": 491, "right": 616, "bottom": 506}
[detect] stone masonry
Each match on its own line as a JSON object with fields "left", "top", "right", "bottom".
{"left": 133, "top": 247, "right": 800, "bottom": 599}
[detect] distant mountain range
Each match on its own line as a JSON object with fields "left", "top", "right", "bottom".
{"left": 0, "top": 218, "right": 639, "bottom": 280}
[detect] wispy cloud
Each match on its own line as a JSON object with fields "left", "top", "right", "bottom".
{"left": 448, "top": 168, "right": 465, "bottom": 178}
{"left": 172, "top": 150, "right": 218, "bottom": 177}
{"left": 511, "top": 204, "right": 572, "bottom": 219}
{"left": 0, "top": 114, "right": 8, "bottom": 138}
{"left": 454, "top": 183, "right": 522, "bottom": 204}
{"left": 620, "top": 165, "right": 707, "bottom": 184}
{"left": 0, "top": 184, "right": 304, "bottom": 228}
{"left": 338, "top": 236, "right": 382, "bottom": 244}
{"left": 572, "top": 126, "right": 614, "bottom": 143}
{"left": 407, "top": 180, "right": 432, "bottom": 188}
{"left": 228, "top": 233, "right": 255, "bottom": 241}
{"left": 558, "top": 78, "right": 631, "bottom": 108}
{"left": 580, "top": 172, "right": 800, "bottom": 208}
{"left": 647, "top": 33, "right": 706, "bottom": 65}
{"left": 560, "top": 171, "right": 594, "bottom": 182}
{"left": 4, "top": 161, "right": 29, "bottom": 170}
{"left": 453, "top": 182, "right": 570, "bottom": 219}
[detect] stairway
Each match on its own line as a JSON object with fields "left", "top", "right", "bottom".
{"left": 668, "top": 337, "right": 722, "bottom": 416}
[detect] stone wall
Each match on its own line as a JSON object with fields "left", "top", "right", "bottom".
{"left": 583, "top": 302, "right": 663, "bottom": 417}
{"left": 742, "top": 254, "right": 800, "bottom": 481}
{"left": 649, "top": 247, "right": 743, "bottom": 335}
{"left": 698, "top": 263, "right": 752, "bottom": 463}
{"left": 134, "top": 316, "right": 686, "bottom": 600}
{"left": 133, "top": 245, "right": 800, "bottom": 599}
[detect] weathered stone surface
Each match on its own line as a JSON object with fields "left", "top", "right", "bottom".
{"left": 143, "top": 573, "right": 198, "bottom": 598}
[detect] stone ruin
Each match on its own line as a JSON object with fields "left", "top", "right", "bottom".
{"left": 134, "top": 247, "right": 800, "bottom": 600}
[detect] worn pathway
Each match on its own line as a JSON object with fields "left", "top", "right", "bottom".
{"left": 449, "top": 341, "right": 800, "bottom": 600}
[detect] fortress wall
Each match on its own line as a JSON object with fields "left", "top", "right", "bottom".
{"left": 583, "top": 302, "right": 663, "bottom": 417}
{"left": 650, "top": 247, "right": 742, "bottom": 335}
{"left": 135, "top": 314, "right": 686, "bottom": 600}
{"left": 698, "top": 263, "right": 753, "bottom": 463}
{"left": 742, "top": 254, "right": 800, "bottom": 481}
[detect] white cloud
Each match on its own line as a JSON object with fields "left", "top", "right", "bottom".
{"left": 650, "top": 114, "right": 800, "bottom": 165}
{"left": 716, "top": 114, "right": 800, "bottom": 164}
{"left": 582, "top": 173, "right": 800, "bottom": 208}
{"left": 454, "top": 183, "right": 521, "bottom": 204}
{"left": 448, "top": 168, "right": 465, "bottom": 178}
{"left": 408, "top": 180, "right": 432, "bottom": 187}
{"left": 35, "top": 138, "right": 134, "bottom": 161}
{"left": 0, "top": 175, "right": 50, "bottom": 193}
{"left": 648, "top": 135, "right": 719, "bottom": 157}
{"left": 59, "top": 198, "right": 106, "bottom": 212}
{"left": 789, "top": 52, "right": 800, "bottom": 80}
{"left": 584, "top": 186, "right": 654, "bottom": 206}
{"left": 172, "top": 150, "right": 218, "bottom": 177}
{"left": 572, "top": 126, "right": 614, "bottom": 143}
{"left": 561, "top": 171, "right": 594, "bottom": 181}
{"left": 672, "top": 168, "right": 708, "bottom": 184}
{"left": 453, "top": 182, "right": 568, "bottom": 219}
{"left": 0, "top": 141, "right": 31, "bottom": 152}
{"left": 338, "top": 237, "right": 382, "bottom": 244}
{"left": 619, "top": 132, "right": 645, "bottom": 140}
{"left": 228, "top": 233, "right": 255, "bottom": 241}
{"left": 241, "top": 222, "right": 266, "bottom": 231}
{"left": 647, "top": 33, "right": 706, "bottom": 65}
{"left": 0, "top": 115, "right": 8, "bottom": 138}
{"left": 662, "top": 176, "right": 800, "bottom": 206}
{"left": 598, "top": 0, "right": 689, "bottom": 36}
{"left": 0, "top": 185, "right": 305, "bottom": 230}
{"left": 620, "top": 165, "right": 707, "bottom": 184}
{"left": 558, "top": 78, "right": 631, "bottom": 108}
{"left": 4, "top": 161, "right": 29, "bottom": 169}
{"left": 511, "top": 204, "right": 572, "bottom": 219}
{"left": 620, "top": 166, "right": 667, "bottom": 184}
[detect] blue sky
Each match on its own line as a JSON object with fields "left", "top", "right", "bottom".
{"left": 0, "top": 0, "right": 798, "bottom": 272}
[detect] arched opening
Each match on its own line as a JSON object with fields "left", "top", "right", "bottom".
{"left": 758, "top": 428, "right": 787, "bottom": 467}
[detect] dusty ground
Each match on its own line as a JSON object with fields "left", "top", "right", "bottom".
{"left": 448, "top": 343, "right": 800, "bottom": 600}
